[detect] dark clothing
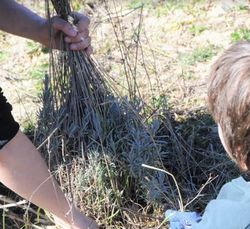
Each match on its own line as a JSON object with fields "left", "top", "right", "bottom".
{"left": 0, "top": 88, "right": 19, "bottom": 149}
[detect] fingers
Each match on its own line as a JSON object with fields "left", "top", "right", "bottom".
{"left": 64, "top": 30, "right": 89, "bottom": 43}
{"left": 51, "top": 16, "right": 77, "bottom": 37}
{"left": 70, "top": 37, "right": 91, "bottom": 51}
{"left": 71, "top": 12, "right": 90, "bottom": 32}
{"left": 68, "top": 12, "right": 92, "bottom": 52}
{"left": 51, "top": 13, "right": 92, "bottom": 53}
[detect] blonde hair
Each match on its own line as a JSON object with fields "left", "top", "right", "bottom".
{"left": 208, "top": 41, "right": 250, "bottom": 171}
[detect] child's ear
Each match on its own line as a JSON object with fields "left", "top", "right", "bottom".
{"left": 218, "top": 125, "right": 249, "bottom": 171}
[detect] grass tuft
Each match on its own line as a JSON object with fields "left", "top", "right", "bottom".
{"left": 231, "top": 28, "right": 250, "bottom": 42}
{"left": 0, "top": 51, "right": 8, "bottom": 62}
{"left": 179, "top": 45, "right": 217, "bottom": 65}
{"left": 189, "top": 24, "right": 207, "bottom": 36}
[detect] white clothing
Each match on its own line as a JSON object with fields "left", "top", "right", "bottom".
{"left": 192, "top": 176, "right": 250, "bottom": 229}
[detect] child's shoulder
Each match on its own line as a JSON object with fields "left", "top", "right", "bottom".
{"left": 217, "top": 176, "right": 250, "bottom": 201}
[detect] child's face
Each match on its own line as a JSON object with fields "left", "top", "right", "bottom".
{"left": 218, "top": 125, "right": 248, "bottom": 171}
{"left": 218, "top": 125, "right": 230, "bottom": 155}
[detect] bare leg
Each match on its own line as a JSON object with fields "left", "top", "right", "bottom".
{"left": 0, "top": 131, "right": 98, "bottom": 229}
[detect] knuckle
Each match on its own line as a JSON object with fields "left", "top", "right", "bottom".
{"left": 62, "top": 23, "right": 71, "bottom": 32}
{"left": 51, "top": 16, "right": 58, "bottom": 24}
{"left": 78, "top": 43, "right": 85, "bottom": 50}
{"left": 83, "top": 40, "right": 90, "bottom": 48}
{"left": 81, "top": 42, "right": 88, "bottom": 49}
{"left": 80, "top": 30, "right": 89, "bottom": 38}
{"left": 79, "top": 18, "right": 90, "bottom": 28}
{"left": 51, "top": 17, "right": 60, "bottom": 28}
{"left": 77, "top": 34, "right": 84, "bottom": 42}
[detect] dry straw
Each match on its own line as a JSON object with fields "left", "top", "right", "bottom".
{"left": 35, "top": 0, "right": 168, "bottom": 227}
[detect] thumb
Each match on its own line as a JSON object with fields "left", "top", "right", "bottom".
{"left": 51, "top": 16, "right": 77, "bottom": 37}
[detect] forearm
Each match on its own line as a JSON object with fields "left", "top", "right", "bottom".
{"left": 0, "top": 0, "right": 92, "bottom": 52}
{"left": 0, "top": 131, "right": 97, "bottom": 228}
{"left": 0, "top": 131, "right": 71, "bottom": 221}
{"left": 0, "top": 0, "right": 47, "bottom": 43}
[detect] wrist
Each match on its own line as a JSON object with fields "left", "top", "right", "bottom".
{"left": 65, "top": 206, "right": 97, "bottom": 229}
{"left": 35, "top": 18, "right": 50, "bottom": 47}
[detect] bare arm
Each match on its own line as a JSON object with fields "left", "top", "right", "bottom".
{"left": 0, "top": 0, "right": 46, "bottom": 43}
{"left": 0, "top": 0, "right": 92, "bottom": 53}
{"left": 0, "top": 131, "right": 98, "bottom": 229}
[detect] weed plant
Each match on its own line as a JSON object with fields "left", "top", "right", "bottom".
{"left": 34, "top": 0, "right": 168, "bottom": 227}
{"left": 231, "top": 28, "right": 250, "bottom": 42}
{"left": 179, "top": 45, "right": 217, "bottom": 66}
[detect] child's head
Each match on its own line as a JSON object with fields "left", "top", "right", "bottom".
{"left": 208, "top": 41, "right": 250, "bottom": 171}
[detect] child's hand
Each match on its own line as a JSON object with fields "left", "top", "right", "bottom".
{"left": 165, "top": 210, "right": 201, "bottom": 229}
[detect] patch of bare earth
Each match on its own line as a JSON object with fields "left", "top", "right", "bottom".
{"left": 0, "top": 33, "right": 46, "bottom": 127}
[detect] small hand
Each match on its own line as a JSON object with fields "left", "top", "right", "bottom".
{"left": 40, "top": 12, "right": 92, "bottom": 55}
{"left": 165, "top": 210, "right": 201, "bottom": 229}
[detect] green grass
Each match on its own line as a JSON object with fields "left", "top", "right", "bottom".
{"left": 25, "top": 41, "right": 42, "bottom": 56}
{"left": 179, "top": 45, "right": 217, "bottom": 65}
{"left": 189, "top": 24, "right": 207, "bottom": 36}
{"left": 234, "top": 4, "right": 249, "bottom": 12}
{"left": 26, "top": 40, "right": 49, "bottom": 92}
{"left": 71, "top": 1, "right": 81, "bottom": 11}
{"left": 127, "top": 0, "right": 207, "bottom": 18}
{"left": 152, "top": 94, "right": 168, "bottom": 110}
{"left": 154, "top": 1, "right": 187, "bottom": 17}
{"left": 179, "top": 71, "right": 197, "bottom": 80}
{"left": 0, "top": 51, "right": 8, "bottom": 62}
{"left": 127, "top": 0, "right": 150, "bottom": 9}
{"left": 28, "top": 60, "right": 49, "bottom": 93}
{"left": 128, "top": 0, "right": 186, "bottom": 11}
{"left": 154, "top": 5, "right": 170, "bottom": 17}
{"left": 231, "top": 28, "right": 250, "bottom": 42}
{"left": 29, "top": 62, "right": 48, "bottom": 79}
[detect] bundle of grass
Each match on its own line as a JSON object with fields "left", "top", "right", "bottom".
{"left": 35, "top": 0, "right": 169, "bottom": 227}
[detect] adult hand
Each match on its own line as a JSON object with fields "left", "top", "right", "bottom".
{"left": 40, "top": 12, "right": 92, "bottom": 55}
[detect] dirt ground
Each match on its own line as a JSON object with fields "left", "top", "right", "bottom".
{"left": 1, "top": 0, "right": 249, "bottom": 127}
